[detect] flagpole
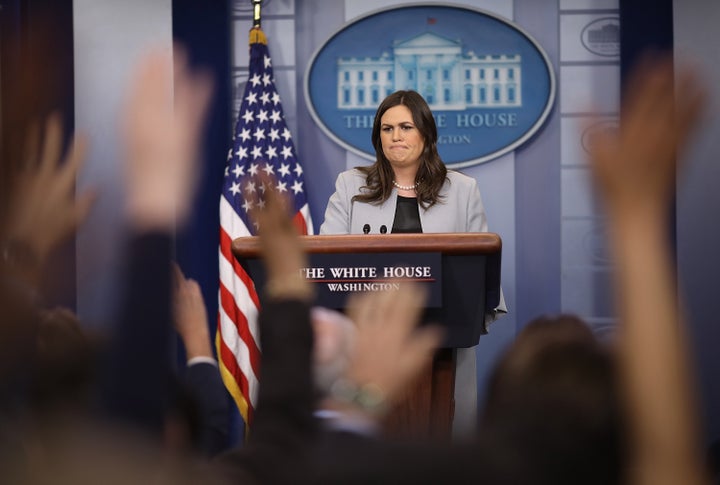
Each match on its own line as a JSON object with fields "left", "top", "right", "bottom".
{"left": 252, "top": 0, "right": 262, "bottom": 28}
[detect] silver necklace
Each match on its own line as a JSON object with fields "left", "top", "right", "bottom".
{"left": 392, "top": 180, "right": 418, "bottom": 191}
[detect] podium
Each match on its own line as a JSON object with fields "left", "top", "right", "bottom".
{"left": 232, "top": 232, "right": 502, "bottom": 440}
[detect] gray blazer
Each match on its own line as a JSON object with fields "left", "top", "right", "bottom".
{"left": 319, "top": 169, "right": 488, "bottom": 235}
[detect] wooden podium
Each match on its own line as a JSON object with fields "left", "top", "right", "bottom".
{"left": 232, "top": 233, "right": 502, "bottom": 441}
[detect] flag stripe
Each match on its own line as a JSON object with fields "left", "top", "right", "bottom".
{"left": 218, "top": 303, "right": 259, "bottom": 404}
{"left": 220, "top": 195, "right": 252, "bottom": 245}
{"left": 218, "top": 280, "right": 261, "bottom": 376}
{"left": 293, "top": 204, "right": 309, "bottom": 235}
{"left": 216, "top": 329, "right": 254, "bottom": 423}
{"left": 300, "top": 204, "right": 313, "bottom": 234}
{"left": 219, "top": 224, "right": 261, "bottom": 312}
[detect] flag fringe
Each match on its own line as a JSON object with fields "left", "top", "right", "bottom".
{"left": 249, "top": 26, "right": 267, "bottom": 45}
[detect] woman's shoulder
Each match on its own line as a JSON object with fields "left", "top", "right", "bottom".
{"left": 335, "top": 167, "right": 370, "bottom": 187}
{"left": 339, "top": 167, "right": 368, "bottom": 179}
{"left": 445, "top": 169, "right": 478, "bottom": 188}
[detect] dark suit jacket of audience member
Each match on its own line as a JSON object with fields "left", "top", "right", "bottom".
{"left": 182, "top": 360, "right": 231, "bottom": 457}
{"left": 98, "top": 231, "right": 232, "bottom": 458}
{"left": 99, "top": 232, "right": 174, "bottom": 436}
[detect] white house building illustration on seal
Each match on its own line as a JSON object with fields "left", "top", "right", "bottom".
{"left": 337, "top": 31, "right": 522, "bottom": 110}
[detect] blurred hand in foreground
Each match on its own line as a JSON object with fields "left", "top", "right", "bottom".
{"left": 122, "top": 46, "right": 213, "bottom": 231}
{"left": 344, "top": 283, "right": 443, "bottom": 407}
{"left": 4, "top": 114, "right": 95, "bottom": 276}
{"left": 588, "top": 56, "right": 705, "bottom": 217}
{"left": 172, "top": 262, "right": 213, "bottom": 361}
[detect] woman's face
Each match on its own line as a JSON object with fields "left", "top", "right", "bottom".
{"left": 379, "top": 105, "right": 425, "bottom": 171}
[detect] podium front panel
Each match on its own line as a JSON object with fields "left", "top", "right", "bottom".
{"left": 235, "top": 233, "right": 502, "bottom": 349}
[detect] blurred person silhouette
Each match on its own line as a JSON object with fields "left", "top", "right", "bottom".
{"left": 1, "top": 44, "right": 220, "bottom": 482}
{"left": 480, "top": 314, "right": 625, "bottom": 485}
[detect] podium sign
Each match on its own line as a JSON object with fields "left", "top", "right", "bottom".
{"left": 310, "top": 251, "right": 442, "bottom": 308}
{"left": 245, "top": 251, "right": 442, "bottom": 309}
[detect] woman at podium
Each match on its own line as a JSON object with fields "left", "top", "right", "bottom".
{"left": 319, "top": 90, "right": 506, "bottom": 437}
{"left": 319, "top": 90, "right": 488, "bottom": 236}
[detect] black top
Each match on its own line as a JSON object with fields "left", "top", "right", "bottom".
{"left": 391, "top": 195, "right": 422, "bottom": 234}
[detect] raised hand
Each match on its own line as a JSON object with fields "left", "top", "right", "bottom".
{"left": 3, "top": 114, "right": 96, "bottom": 280}
{"left": 588, "top": 56, "right": 705, "bottom": 218}
{"left": 121, "top": 46, "right": 213, "bottom": 231}
{"left": 343, "top": 283, "right": 442, "bottom": 408}
{"left": 172, "top": 262, "right": 213, "bottom": 360}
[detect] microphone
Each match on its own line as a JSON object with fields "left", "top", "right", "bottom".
{"left": 380, "top": 225, "right": 387, "bottom": 234}
{"left": 363, "top": 224, "right": 370, "bottom": 234}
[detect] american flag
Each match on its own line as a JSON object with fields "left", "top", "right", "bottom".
{"left": 217, "top": 27, "right": 314, "bottom": 427}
